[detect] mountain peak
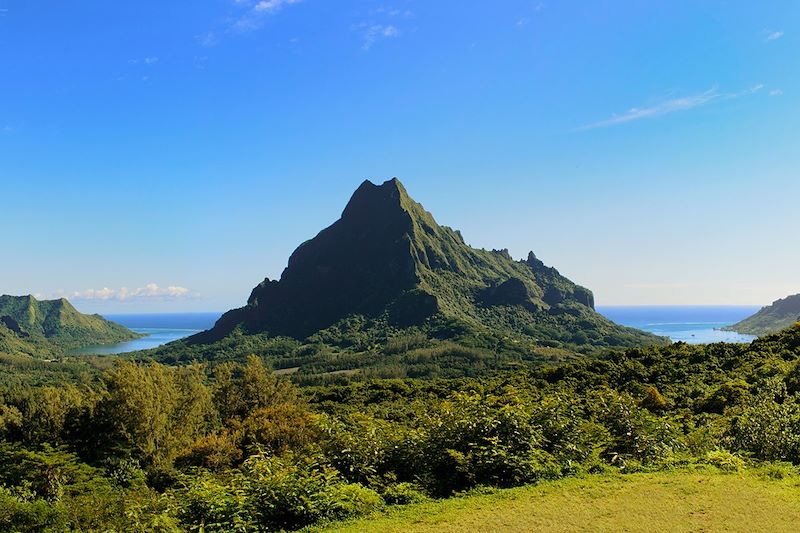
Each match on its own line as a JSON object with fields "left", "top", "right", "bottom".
{"left": 192, "top": 179, "right": 658, "bottom": 350}
{"left": 341, "top": 178, "right": 412, "bottom": 223}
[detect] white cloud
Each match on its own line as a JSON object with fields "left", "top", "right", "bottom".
{"left": 129, "top": 57, "right": 159, "bottom": 65}
{"left": 770, "top": 89, "right": 784, "bottom": 96}
{"left": 197, "top": 31, "right": 219, "bottom": 47}
{"left": 362, "top": 24, "right": 399, "bottom": 51}
{"left": 232, "top": 0, "right": 302, "bottom": 32}
{"left": 254, "top": 0, "right": 300, "bottom": 13}
{"left": 764, "top": 30, "right": 784, "bottom": 42}
{"left": 64, "top": 283, "right": 195, "bottom": 302}
{"left": 578, "top": 84, "right": 765, "bottom": 131}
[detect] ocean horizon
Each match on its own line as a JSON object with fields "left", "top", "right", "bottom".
{"left": 597, "top": 305, "right": 760, "bottom": 344}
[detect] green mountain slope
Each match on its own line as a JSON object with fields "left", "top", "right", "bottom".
{"left": 0, "top": 322, "right": 46, "bottom": 358}
{"left": 0, "top": 294, "right": 140, "bottom": 354}
{"left": 172, "top": 179, "right": 662, "bottom": 371}
{"left": 725, "top": 294, "right": 800, "bottom": 336}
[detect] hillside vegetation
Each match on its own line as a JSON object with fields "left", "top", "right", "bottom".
{"left": 0, "top": 294, "right": 139, "bottom": 357}
{"left": 727, "top": 294, "right": 800, "bottom": 336}
{"left": 0, "top": 323, "right": 800, "bottom": 530}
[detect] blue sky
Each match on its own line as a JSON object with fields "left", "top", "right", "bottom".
{"left": 1, "top": 0, "right": 798, "bottom": 313}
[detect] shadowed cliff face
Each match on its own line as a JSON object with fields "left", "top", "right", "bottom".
{"left": 200, "top": 179, "right": 437, "bottom": 340}
{"left": 194, "top": 178, "right": 608, "bottom": 343}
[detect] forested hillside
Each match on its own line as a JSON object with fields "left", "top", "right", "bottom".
{"left": 1, "top": 324, "right": 799, "bottom": 531}
{"left": 0, "top": 295, "right": 139, "bottom": 357}
{"left": 727, "top": 294, "right": 800, "bottom": 336}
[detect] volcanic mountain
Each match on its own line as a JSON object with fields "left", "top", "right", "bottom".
{"left": 0, "top": 294, "right": 140, "bottom": 356}
{"left": 190, "top": 178, "right": 658, "bottom": 351}
{"left": 725, "top": 294, "right": 800, "bottom": 336}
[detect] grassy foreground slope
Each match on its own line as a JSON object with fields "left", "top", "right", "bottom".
{"left": 321, "top": 471, "right": 800, "bottom": 533}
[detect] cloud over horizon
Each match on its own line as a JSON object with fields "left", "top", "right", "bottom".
{"left": 59, "top": 283, "right": 196, "bottom": 303}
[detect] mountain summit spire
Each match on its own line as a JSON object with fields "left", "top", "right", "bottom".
{"left": 192, "top": 179, "right": 657, "bottom": 348}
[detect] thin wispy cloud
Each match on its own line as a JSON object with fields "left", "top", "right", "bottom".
{"left": 357, "top": 6, "right": 409, "bottom": 51}
{"left": 197, "top": 31, "right": 219, "bottom": 48}
{"left": 578, "top": 84, "right": 765, "bottom": 131}
{"left": 61, "top": 283, "right": 195, "bottom": 302}
{"left": 770, "top": 89, "right": 784, "bottom": 96}
{"left": 361, "top": 24, "right": 399, "bottom": 51}
{"left": 232, "top": 0, "right": 301, "bottom": 32}
{"left": 764, "top": 30, "right": 784, "bottom": 42}
{"left": 129, "top": 57, "right": 159, "bottom": 65}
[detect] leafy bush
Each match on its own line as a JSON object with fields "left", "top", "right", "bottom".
{"left": 728, "top": 382, "right": 800, "bottom": 462}
{"left": 0, "top": 486, "right": 68, "bottom": 532}
{"left": 381, "top": 482, "right": 428, "bottom": 505}
{"left": 414, "top": 391, "right": 556, "bottom": 495}
{"left": 589, "top": 390, "right": 682, "bottom": 466}
{"left": 174, "top": 474, "right": 249, "bottom": 532}
{"left": 703, "top": 450, "right": 745, "bottom": 472}
{"left": 242, "top": 453, "right": 381, "bottom": 530}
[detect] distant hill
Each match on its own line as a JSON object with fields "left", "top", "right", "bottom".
{"left": 725, "top": 294, "right": 800, "bottom": 336}
{"left": 0, "top": 294, "right": 140, "bottom": 356}
{"left": 169, "top": 179, "right": 662, "bottom": 372}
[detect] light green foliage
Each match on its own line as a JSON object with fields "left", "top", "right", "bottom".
{"left": 98, "top": 361, "right": 214, "bottom": 468}
{"left": 703, "top": 450, "right": 746, "bottom": 472}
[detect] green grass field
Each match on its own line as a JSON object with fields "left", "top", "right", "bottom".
{"left": 318, "top": 470, "right": 800, "bottom": 532}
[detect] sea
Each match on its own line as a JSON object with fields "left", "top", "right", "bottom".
{"left": 597, "top": 305, "right": 760, "bottom": 344}
{"left": 73, "top": 306, "right": 761, "bottom": 355}
{"left": 72, "top": 312, "right": 222, "bottom": 355}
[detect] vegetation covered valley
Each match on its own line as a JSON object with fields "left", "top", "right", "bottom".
{"left": 2, "top": 323, "right": 800, "bottom": 531}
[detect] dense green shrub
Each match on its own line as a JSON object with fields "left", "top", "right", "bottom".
{"left": 0, "top": 486, "right": 68, "bottom": 533}
{"left": 728, "top": 382, "right": 800, "bottom": 462}
{"left": 703, "top": 450, "right": 745, "bottom": 472}
{"left": 242, "top": 453, "right": 381, "bottom": 530}
{"left": 413, "top": 391, "right": 556, "bottom": 495}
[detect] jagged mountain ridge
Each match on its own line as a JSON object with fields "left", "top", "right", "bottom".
{"left": 0, "top": 294, "right": 140, "bottom": 353}
{"left": 725, "top": 294, "right": 800, "bottom": 336}
{"left": 191, "top": 178, "right": 657, "bottom": 349}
